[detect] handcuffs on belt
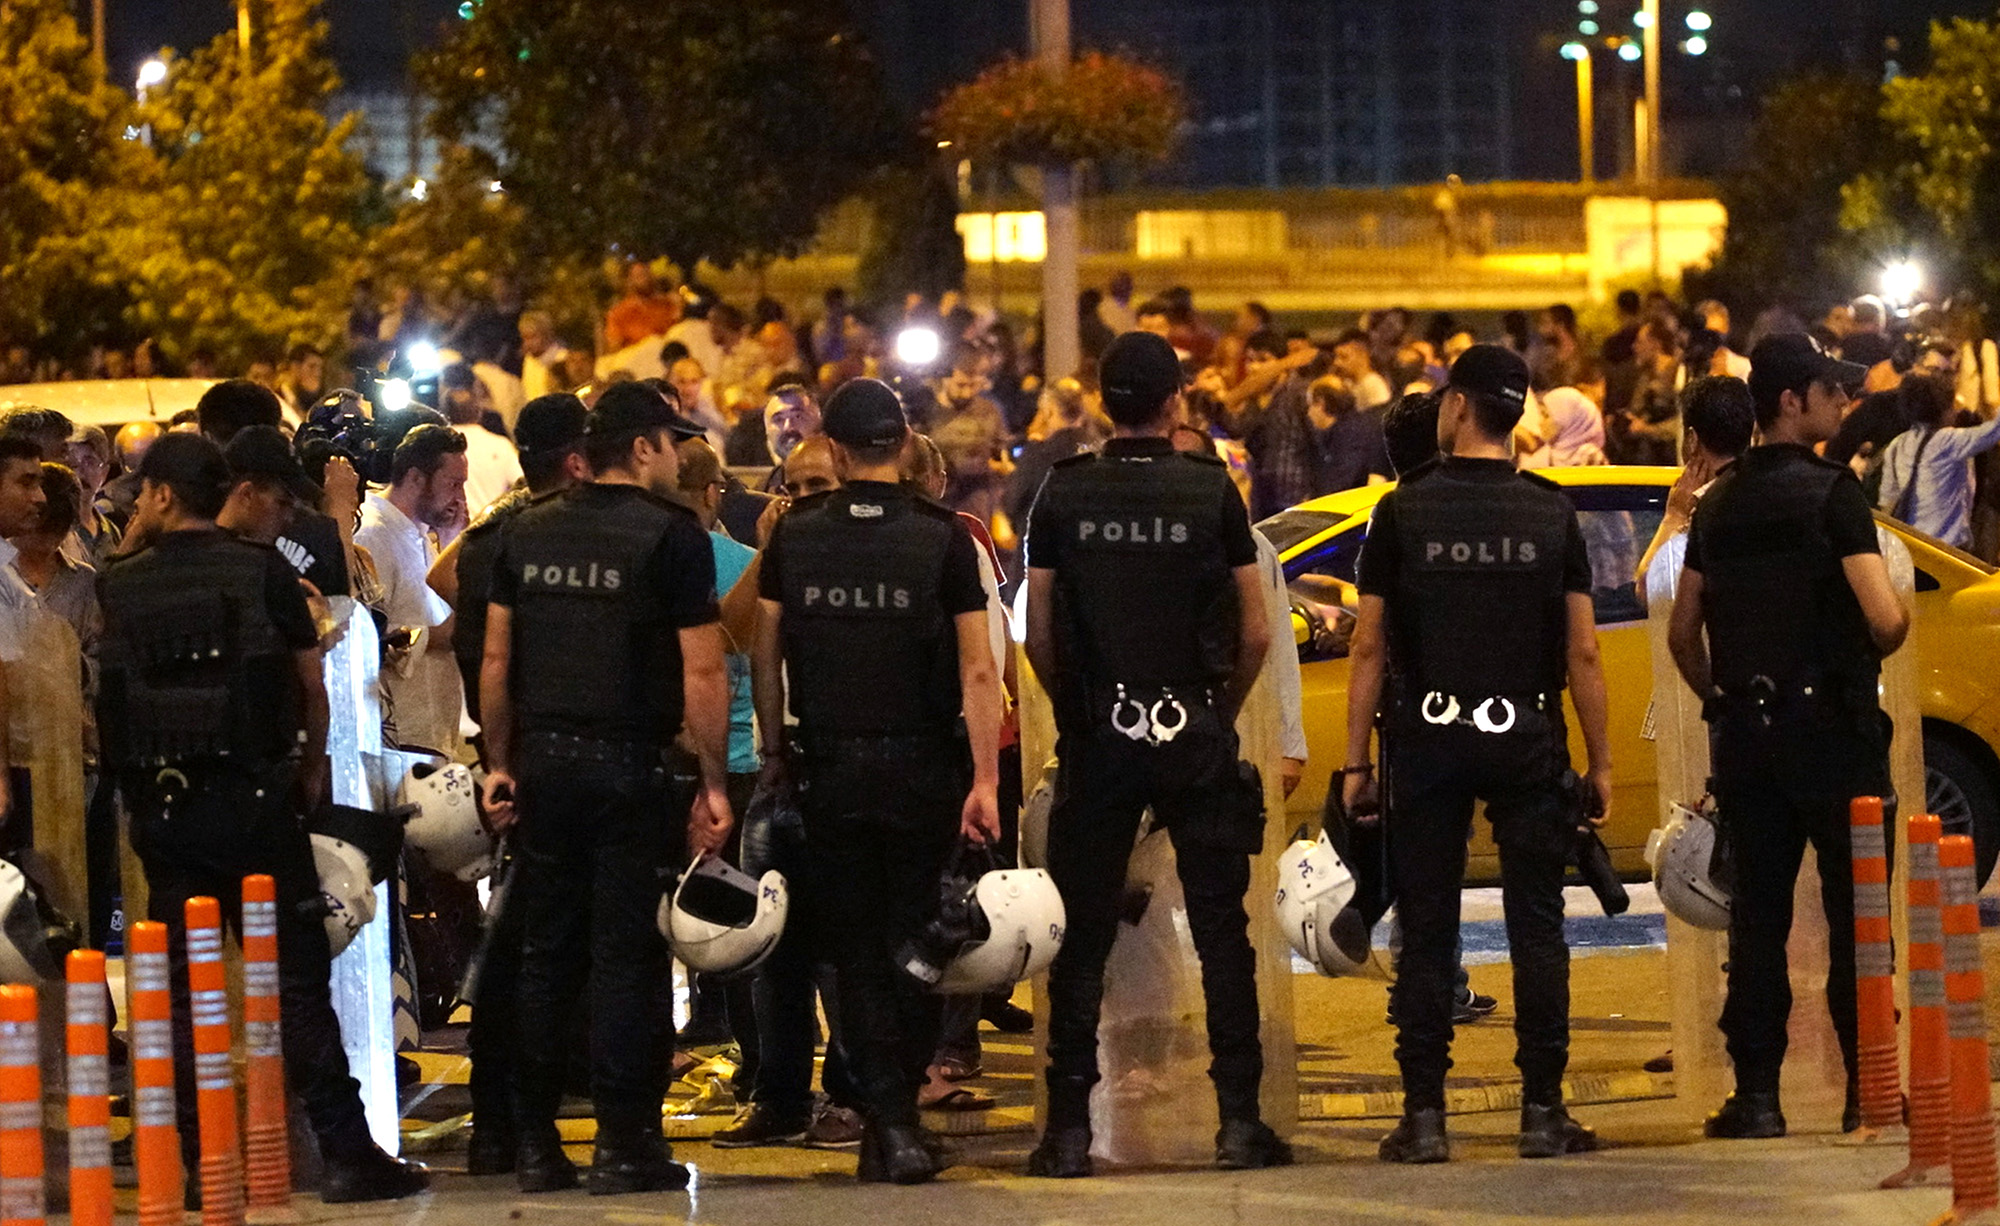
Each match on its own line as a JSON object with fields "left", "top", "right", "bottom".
{"left": 1420, "top": 690, "right": 1526, "bottom": 735}
{"left": 1111, "top": 683, "right": 1190, "bottom": 746}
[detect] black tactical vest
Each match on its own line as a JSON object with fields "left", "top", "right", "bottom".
{"left": 1043, "top": 443, "right": 1236, "bottom": 695}
{"left": 97, "top": 532, "right": 297, "bottom": 768}
{"left": 503, "top": 484, "right": 692, "bottom": 743}
{"left": 776, "top": 483, "right": 961, "bottom": 737}
{"left": 1386, "top": 460, "right": 1574, "bottom": 696}
{"left": 453, "top": 487, "right": 535, "bottom": 714}
{"left": 1695, "top": 445, "right": 1874, "bottom": 692}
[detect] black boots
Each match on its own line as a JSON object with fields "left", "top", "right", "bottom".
{"left": 1518, "top": 1103, "right": 1598, "bottom": 1158}
{"left": 856, "top": 1123, "right": 942, "bottom": 1185}
{"left": 1705, "top": 1091, "right": 1787, "bottom": 1139}
{"left": 1215, "top": 1118, "right": 1293, "bottom": 1169}
{"left": 1028, "top": 1076, "right": 1094, "bottom": 1178}
{"left": 465, "top": 1125, "right": 516, "bottom": 1176}
{"left": 588, "top": 1134, "right": 690, "bottom": 1196}
{"left": 514, "top": 1134, "right": 580, "bottom": 1193}
{"left": 321, "top": 1144, "right": 431, "bottom": 1203}
{"left": 1379, "top": 1108, "right": 1450, "bottom": 1164}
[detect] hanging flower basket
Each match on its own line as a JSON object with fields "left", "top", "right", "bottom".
{"left": 930, "top": 52, "right": 1183, "bottom": 167}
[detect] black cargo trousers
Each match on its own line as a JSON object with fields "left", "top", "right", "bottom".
{"left": 124, "top": 761, "right": 377, "bottom": 1172}
{"left": 1042, "top": 699, "right": 1266, "bottom": 1125}
{"left": 1707, "top": 685, "right": 1893, "bottom": 1095}
{"left": 512, "top": 741, "right": 682, "bottom": 1148}
{"left": 795, "top": 732, "right": 965, "bottom": 1130}
{"left": 1382, "top": 698, "right": 1574, "bottom": 1111}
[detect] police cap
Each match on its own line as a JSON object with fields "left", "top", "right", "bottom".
{"left": 513, "top": 393, "right": 588, "bottom": 458}
{"left": 1446, "top": 344, "right": 1530, "bottom": 411}
{"left": 1748, "top": 332, "right": 1869, "bottom": 404}
{"left": 223, "top": 424, "right": 320, "bottom": 502}
{"left": 137, "top": 432, "right": 233, "bottom": 512}
{"left": 589, "top": 381, "right": 705, "bottom": 444}
{"left": 1099, "top": 332, "right": 1184, "bottom": 419}
{"left": 822, "top": 378, "right": 909, "bottom": 448}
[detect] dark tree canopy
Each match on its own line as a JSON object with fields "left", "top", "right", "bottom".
{"left": 424, "top": 0, "right": 903, "bottom": 276}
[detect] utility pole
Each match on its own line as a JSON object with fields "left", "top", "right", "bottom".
{"left": 1030, "top": 0, "right": 1080, "bottom": 384}
{"left": 91, "top": 0, "right": 105, "bottom": 72}
{"left": 1642, "top": 0, "right": 1660, "bottom": 184}
{"left": 237, "top": 0, "right": 253, "bottom": 68}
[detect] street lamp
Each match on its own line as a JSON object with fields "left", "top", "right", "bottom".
{"left": 1617, "top": 42, "right": 1641, "bottom": 62}
{"left": 135, "top": 58, "right": 168, "bottom": 92}
{"left": 1684, "top": 36, "right": 1707, "bottom": 56}
{"left": 1686, "top": 10, "right": 1712, "bottom": 32}
{"left": 1562, "top": 42, "right": 1594, "bottom": 185}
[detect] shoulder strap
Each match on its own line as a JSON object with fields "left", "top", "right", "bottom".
{"left": 1891, "top": 428, "right": 1935, "bottom": 524}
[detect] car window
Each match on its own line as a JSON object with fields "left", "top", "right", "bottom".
{"left": 1256, "top": 507, "right": 1347, "bottom": 555}
{"left": 1285, "top": 525, "right": 1365, "bottom": 586}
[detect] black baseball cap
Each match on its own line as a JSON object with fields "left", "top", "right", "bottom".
{"left": 513, "top": 393, "right": 588, "bottom": 458}
{"left": 822, "top": 378, "right": 909, "bottom": 448}
{"left": 588, "top": 381, "right": 705, "bottom": 443}
{"left": 223, "top": 425, "right": 320, "bottom": 502}
{"left": 1099, "top": 331, "right": 1184, "bottom": 417}
{"left": 137, "top": 432, "right": 232, "bottom": 498}
{"left": 1749, "top": 333, "right": 1868, "bottom": 404}
{"left": 1446, "top": 344, "right": 1530, "bottom": 410}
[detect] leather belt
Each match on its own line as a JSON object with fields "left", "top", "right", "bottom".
{"left": 521, "top": 731, "right": 662, "bottom": 768}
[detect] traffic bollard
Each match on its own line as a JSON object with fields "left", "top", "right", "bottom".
{"left": 1882, "top": 814, "right": 1948, "bottom": 1188}
{"left": 0, "top": 985, "right": 43, "bottom": 1226}
{"left": 1849, "top": 795, "right": 1902, "bottom": 1136}
{"left": 64, "top": 952, "right": 110, "bottom": 1226}
{"left": 187, "top": 897, "right": 244, "bottom": 1226}
{"left": 1940, "top": 835, "right": 2000, "bottom": 1222}
{"left": 240, "top": 876, "right": 290, "bottom": 1210}
{"left": 127, "top": 922, "right": 183, "bottom": 1226}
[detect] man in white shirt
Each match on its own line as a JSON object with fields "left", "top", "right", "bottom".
{"left": 441, "top": 364, "right": 524, "bottom": 515}
{"left": 519, "top": 311, "right": 569, "bottom": 402}
{"left": 0, "top": 437, "right": 46, "bottom": 826}
{"left": 355, "top": 425, "right": 470, "bottom": 754}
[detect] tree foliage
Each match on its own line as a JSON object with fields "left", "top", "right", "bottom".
{"left": 930, "top": 52, "right": 1184, "bottom": 168}
{"left": 1685, "top": 74, "right": 1893, "bottom": 314}
{"left": 856, "top": 165, "right": 966, "bottom": 308}
{"left": 362, "top": 144, "right": 528, "bottom": 311}
{"left": 0, "top": 0, "right": 154, "bottom": 358}
{"left": 128, "top": 0, "right": 370, "bottom": 367}
{"left": 423, "top": 0, "right": 902, "bottom": 277}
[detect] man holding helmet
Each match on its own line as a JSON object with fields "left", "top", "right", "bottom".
{"left": 479, "top": 382, "right": 735, "bottom": 1195}
{"left": 752, "top": 377, "right": 1003, "bottom": 1184}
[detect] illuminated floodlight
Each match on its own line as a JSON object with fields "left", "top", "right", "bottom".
{"left": 379, "top": 379, "right": 414, "bottom": 412}
{"left": 1684, "top": 35, "right": 1707, "bottom": 55}
{"left": 1561, "top": 41, "right": 1589, "bottom": 61}
{"left": 1686, "top": 10, "right": 1712, "bottom": 31}
{"left": 136, "top": 58, "right": 168, "bottom": 89}
{"left": 1579, "top": 20, "right": 1600, "bottom": 35}
{"left": 895, "top": 326, "right": 942, "bottom": 369}
{"left": 1881, "top": 260, "right": 1924, "bottom": 307}
{"left": 1618, "top": 42, "right": 1642, "bottom": 61}
{"left": 405, "top": 341, "right": 442, "bottom": 377}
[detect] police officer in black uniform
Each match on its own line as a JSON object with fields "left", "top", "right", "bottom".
{"left": 1668, "top": 333, "right": 1908, "bottom": 1139}
{"left": 1342, "top": 345, "right": 1613, "bottom": 1164}
{"left": 751, "top": 378, "right": 1002, "bottom": 1184}
{"left": 479, "top": 382, "right": 736, "bottom": 1195}
{"left": 97, "top": 434, "right": 427, "bottom": 1205}
{"left": 424, "top": 392, "right": 590, "bottom": 1176}
{"left": 1023, "top": 331, "right": 1288, "bottom": 1177}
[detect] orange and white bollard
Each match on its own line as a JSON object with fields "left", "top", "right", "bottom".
{"left": 1883, "top": 814, "right": 1950, "bottom": 1188}
{"left": 1849, "top": 795, "right": 1902, "bottom": 1137}
{"left": 127, "top": 921, "right": 183, "bottom": 1226}
{"left": 64, "top": 952, "right": 111, "bottom": 1226}
{"left": 1940, "top": 834, "right": 2000, "bottom": 1223}
{"left": 186, "top": 897, "right": 244, "bottom": 1226}
{"left": 0, "top": 984, "right": 43, "bottom": 1226}
{"left": 240, "top": 876, "right": 289, "bottom": 1211}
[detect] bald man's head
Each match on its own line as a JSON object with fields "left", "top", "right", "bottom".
{"left": 782, "top": 435, "right": 839, "bottom": 498}
{"left": 115, "top": 421, "right": 164, "bottom": 469}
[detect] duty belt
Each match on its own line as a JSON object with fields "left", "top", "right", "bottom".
{"left": 796, "top": 727, "right": 965, "bottom": 758}
{"left": 1709, "top": 675, "right": 1838, "bottom": 727}
{"left": 1417, "top": 690, "right": 1550, "bottom": 735}
{"left": 521, "top": 731, "right": 663, "bottom": 769}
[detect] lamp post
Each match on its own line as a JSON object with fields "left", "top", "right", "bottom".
{"left": 1641, "top": 0, "right": 1660, "bottom": 183}
{"left": 1031, "top": 0, "right": 1079, "bottom": 383}
{"left": 1562, "top": 42, "right": 1594, "bottom": 185}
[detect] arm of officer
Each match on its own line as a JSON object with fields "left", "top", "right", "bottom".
{"left": 478, "top": 604, "right": 518, "bottom": 831}
{"left": 295, "top": 647, "right": 330, "bottom": 812}
{"left": 718, "top": 554, "right": 762, "bottom": 654}
{"left": 1342, "top": 594, "right": 1386, "bottom": 814}
{"left": 1023, "top": 568, "right": 1058, "bottom": 699}
{"left": 957, "top": 610, "right": 1004, "bottom": 845}
{"left": 681, "top": 622, "right": 735, "bottom": 855}
{"left": 1667, "top": 568, "right": 1711, "bottom": 698}
{"left": 1566, "top": 593, "right": 1613, "bottom": 822}
{"left": 1220, "top": 563, "right": 1271, "bottom": 724}
{"left": 1843, "top": 552, "right": 1911, "bottom": 656}
{"left": 751, "top": 598, "right": 786, "bottom": 765}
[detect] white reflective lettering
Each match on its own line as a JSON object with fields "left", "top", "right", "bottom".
{"left": 1170, "top": 523, "right": 1188, "bottom": 543}
{"left": 1450, "top": 543, "right": 1471, "bottom": 562}
{"left": 893, "top": 590, "right": 910, "bottom": 610}
{"left": 1104, "top": 522, "right": 1124, "bottom": 542}
{"left": 1077, "top": 522, "right": 1096, "bottom": 541}
{"left": 1518, "top": 542, "right": 1536, "bottom": 563}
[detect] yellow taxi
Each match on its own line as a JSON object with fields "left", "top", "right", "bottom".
{"left": 1261, "top": 465, "right": 2000, "bottom": 884}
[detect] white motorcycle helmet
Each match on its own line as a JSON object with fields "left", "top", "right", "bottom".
{"left": 312, "top": 834, "right": 378, "bottom": 957}
{"left": 658, "top": 855, "right": 788, "bottom": 977}
{"left": 396, "top": 758, "right": 497, "bottom": 882}
{"left": 933, "top": 867, "right": 1067, "bottom": 995}
{"left": 0, "top": 860, "right": 77, "bottom": 984}
{"left": 1275, "top": 831, "right": 1372, "bottom": 977}
{"left": 1647, "top": 801, "right": 1732, "bottom": 931}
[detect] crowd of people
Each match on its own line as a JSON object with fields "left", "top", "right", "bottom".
{"left": 0, "top": 256, "right": 1966, "bottom": 1200}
